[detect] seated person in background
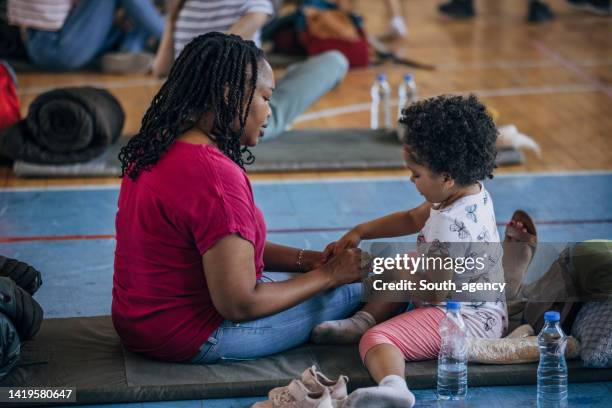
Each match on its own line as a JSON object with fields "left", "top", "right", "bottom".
{"left": 7, "top": 0, "right": 164, "bottom": 73}
{"left": 153, "top": 0, "right": 349, "bottom": 141}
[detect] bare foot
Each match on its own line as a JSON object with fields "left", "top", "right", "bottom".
{"left": 503, "top": 210, "right": 537, "bottom": 300}
{"left": 505, "top": 210, "right": 537, "bottom": 244}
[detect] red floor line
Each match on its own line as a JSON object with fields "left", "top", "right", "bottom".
{"left": 0, "top": 219, "right": 610, "bottom": 244}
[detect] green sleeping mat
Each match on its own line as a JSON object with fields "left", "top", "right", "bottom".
{"left": 1, "top": 316, "right": 610, "bottom": 406}
{"left": 12, "top": 129, "right": 524, "bottom": 177}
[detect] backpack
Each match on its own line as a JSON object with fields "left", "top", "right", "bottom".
{"left": 296, "top": 0, "right": 369, "bottom": 68}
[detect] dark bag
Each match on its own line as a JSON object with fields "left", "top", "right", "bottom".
{"left": 0, "top": 313, "right": 20, "bottom": 381}
{"left": 0, "top": 277, "right": 43, "bottom": 341}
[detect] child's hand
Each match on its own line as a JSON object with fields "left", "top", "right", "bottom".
{"left": 325, "top": 229, "right": 362, "bottom": 258}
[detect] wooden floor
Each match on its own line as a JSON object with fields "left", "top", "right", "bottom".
{"left": 3, "top": 0, "right": 611, "bottom": 188}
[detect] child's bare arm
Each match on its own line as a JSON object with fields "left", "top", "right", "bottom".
{"left": 357, "top": 201, "right": 432, "bottom": 239}
{"left": 327, "top": 202, "right": 431, "bottom": 256}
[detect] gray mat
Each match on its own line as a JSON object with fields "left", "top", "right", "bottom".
{"left": 1, "top": 316, "right": 610, "bottom": 406}
{"left": 12, "top": 129, "right": 524, "bottom": 177}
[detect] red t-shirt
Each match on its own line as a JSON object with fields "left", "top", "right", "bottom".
{"left": 112, "top": 141, "right": 266, "bottom": 362}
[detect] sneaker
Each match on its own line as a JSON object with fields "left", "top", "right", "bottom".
{"left": 566, "top": 0, "right": 611, "bottom": 14}
{"left": 252, "top": 380, "right": 333, "bottom": 408}
{"left": 497, "top": 124, "right": 541, "bottom": 156}
{"left": 270, "top": 366, "right": 348, "bottom": 408}
{"left": 0, "top": 277, "right": 43, "bottom": 340}
{"left": 585, "top": 0, "right": 612, "bottom": 14}
{"left": 566, "top": 0, "right": 588, "bottom": 8}
{"left": 100, "top": 52, "right": 154, "bottom": 74}
{"left": 438, "top": 0, "right": 476, "bottom": 19}
{"left": 527, "top": 1, "right": 555, "bottom": 22}
{"left": 0, "top": 256, "right": 43, "bottom": 296}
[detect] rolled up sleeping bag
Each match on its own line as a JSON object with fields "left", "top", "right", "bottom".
{"left": 0, "top": 313, "right": 20, "bottom": 381}
{"left": 0, "top": 256, "right": 43, "bottom": 296}
{"left": 0, "top": 277, "right": 43, "bottom": 341}
{"left": 0, "top": 87, "right": 124, "bottom": 164}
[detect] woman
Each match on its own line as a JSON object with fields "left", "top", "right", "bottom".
{"left": 112, "top": 32, "right": 364, "bottom": 364}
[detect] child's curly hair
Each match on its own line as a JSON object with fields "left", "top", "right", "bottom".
{"left": 399, "top": 94, "right": 497, "bottom": 186}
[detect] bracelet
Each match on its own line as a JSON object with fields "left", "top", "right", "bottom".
{"left": 296, "top": 248, "right": 306, "bottom": 272}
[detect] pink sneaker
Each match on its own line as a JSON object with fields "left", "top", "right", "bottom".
{"left": 252, "top": 379, "right": 332, "bottom": 408}
{"left": 269, "top": 366, "right": 348, "bottom": 408}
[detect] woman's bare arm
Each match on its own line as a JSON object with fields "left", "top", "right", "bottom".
{"left": 263, "top": 242, "right": 326, "bottom": 272}
{"left": 203, "top": 234, "right": 363, "bottom": 322}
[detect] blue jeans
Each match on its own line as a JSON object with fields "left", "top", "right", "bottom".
{"left": 25, "top": 0, "right": 163, "bottom": 71}
{"left": 263, "top": 51, "right": 349, "bottom": 141}
{"left": 189, "top": 272, "right": 363, "bottom": 364}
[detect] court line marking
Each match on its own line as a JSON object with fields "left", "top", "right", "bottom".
{"left": 435, "top": 59, "right": 612, "bottom": 70}
{"left": 1, "top": 218, "right": 611, "bottom": 244}
{"left": 533, "top": 41, "right": 612, "bottom": 99}
{"left": 292, "top": 84, "right": 598, "bottom": 124}
{"left": 16, "top": 58, "right": 612, "bottom": 96}
{"left": 19, "top": 82, "right": 599, "bottom": 127}
{"left": 18, "top": 78, "right": 165, "bottom": 96}
{"left": 1, "top": 170, "right": 611, "bottom": 191}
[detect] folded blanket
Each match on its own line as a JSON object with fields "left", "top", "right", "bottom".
{"left": 468, "top": 325, "right": 581, "bottom": 364}
{"left": 0, "top": 87, "right": 124, "bottom": 164}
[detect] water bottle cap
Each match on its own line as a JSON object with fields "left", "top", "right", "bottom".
{"left": 544, "top": 311, "right": 560, "bottom": 322}
{"left": 377, "top": 74, "right": 387, "bottom": 82}
{"left": 446, "top": 301, "right": 460, "bottom": 311}
{"left": 403, "top": 74, "right": 413, "bottom": 81}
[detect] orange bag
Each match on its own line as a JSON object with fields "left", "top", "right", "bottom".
{"left": 298, "top": 6, "right": 370, "bottom": 68}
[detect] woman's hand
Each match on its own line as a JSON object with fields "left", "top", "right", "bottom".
{"left": 324, "top": 228, "right": 363, "bottom": 258}
{"left": 320, "top": 248, "right": 367, "bottom": 288}
{"left": 302, "top": 250, "right": 327, "bottom": 271}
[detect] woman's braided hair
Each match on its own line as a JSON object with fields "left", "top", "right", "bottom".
{"left": 119, "top": 32, "right": 264, "bottom": 179}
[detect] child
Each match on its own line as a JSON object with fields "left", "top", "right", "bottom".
{"left": 312, "top": 94, "right": 507, "bottom": 407}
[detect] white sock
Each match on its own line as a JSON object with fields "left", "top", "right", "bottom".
{"left": 344, "top": 375, "right": 415, "bottom": 408}
{"left": 497, "top": 125, "right": 541, "bottom": 156}
{"left": 311, "top": 311, "right": 376, "bottom": 344}
{"left": 390, "top": 16, "right": 408, "bottom": 36}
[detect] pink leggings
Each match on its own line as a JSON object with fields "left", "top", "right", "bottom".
{"left": 359, "top": 307, "right": 446, "bottom": 362}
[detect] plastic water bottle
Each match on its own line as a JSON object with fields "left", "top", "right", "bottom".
{"left": 397, "top": 74, "right": 418, "bottom": 120}
{"left": 437, "top": 301, "right": 468, "bottom": 400}
{"left": 537, "top": 311, "right": 568, "bottom": 408}
{"left": 370, "top": 74, "right": 392, "bottom": 130}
